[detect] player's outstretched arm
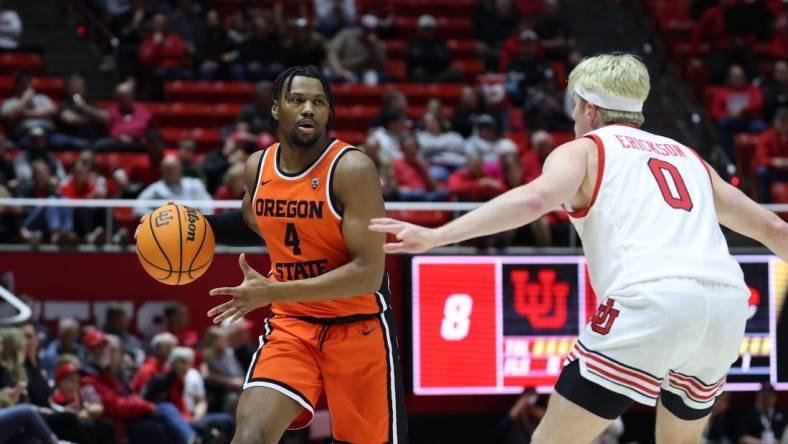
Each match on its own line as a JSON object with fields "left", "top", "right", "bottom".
{"left": 708, "top": 163, "right": 788, "bottom": 262}
{"left": 369, "top": 138, "right": 591, "bottom": 253}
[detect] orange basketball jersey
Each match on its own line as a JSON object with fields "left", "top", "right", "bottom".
{"left": 252, "top": 139, "right": 389, "bottom": 319}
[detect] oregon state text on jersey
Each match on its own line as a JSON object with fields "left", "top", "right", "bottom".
{"left": 566, "top": 124, "right": 747, "bottom": 297}
{"left": 252, "top": 139, "right": 389, "bottom": 318}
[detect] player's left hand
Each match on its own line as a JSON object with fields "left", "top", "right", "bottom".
{"left": 208, "top": 254, "right": 273, "bottom": 324}
{"left": 368, "top": 217, "right": 440, "bottom": 254}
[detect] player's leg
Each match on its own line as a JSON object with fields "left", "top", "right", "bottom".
{"left": 531, "top": 361, "right": 632, "bottom": 444}
{"left": 235, "top": 317, "right": 323, "bottom": 444}
{"left": 232, "top": 386, "right": 302, "bottom": 444}
{"left": 654, "top": 392, "right": 711, "bottom": 444}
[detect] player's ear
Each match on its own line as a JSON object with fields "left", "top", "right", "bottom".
{"left": 271, "top": 99, "right": 279, "bottom": 121}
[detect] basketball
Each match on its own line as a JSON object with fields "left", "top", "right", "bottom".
{"left": 135, "top": 203, "right": 215, "bottom": 285}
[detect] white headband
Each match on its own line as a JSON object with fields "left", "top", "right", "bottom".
{"left": 574, "top": 85, "right": 643, "bottom": 113}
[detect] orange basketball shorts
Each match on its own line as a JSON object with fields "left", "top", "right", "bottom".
{"left": 243, "top": 311, "right": 407, "bottom": 444}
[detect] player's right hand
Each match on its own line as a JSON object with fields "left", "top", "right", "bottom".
{"left": 134, "top": 215, "right": 146, "bottom": 240}
{"left": 368, "top": 217, "right": 440, "bottom": 254}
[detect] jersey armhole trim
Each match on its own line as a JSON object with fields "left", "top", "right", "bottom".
{"left": 687, "top": 147, "right": 712, "bottom": 185}
{"left": 326, "top": 146, "right": 360, "bottom": 220}
{"left": 251, "top": 147, "right": 270, "bottom": 205}
{"left": 567, "top": 134, "right": 605, "bottom": 218}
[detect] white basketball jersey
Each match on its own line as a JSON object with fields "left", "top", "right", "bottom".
{"left": 566, "top": 124, "right": 747, "bottom": 297}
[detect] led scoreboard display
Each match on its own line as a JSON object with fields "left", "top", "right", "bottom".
{"left": 412, "top": 255, "right": 787, "bottom": 395}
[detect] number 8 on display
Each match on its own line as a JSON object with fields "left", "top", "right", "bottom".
{"left": 440, "top": 294, "right": 473, "bottom": 341}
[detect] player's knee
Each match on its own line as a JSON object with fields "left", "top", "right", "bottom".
{"left": 231, "top": 425, "right": 276, "bottom": 444}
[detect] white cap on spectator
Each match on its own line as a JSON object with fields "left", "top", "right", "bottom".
{"left": 361, "top": 14, "right": 379, "bottom": 29}
{"left": 519, "top": 30, "right": 538, "bottom": 41}
{"left": 418, "top": 14, "right": 437, "bottom": 28}
{"left": 29, "top": 126, "right": 45, "bottom": 137}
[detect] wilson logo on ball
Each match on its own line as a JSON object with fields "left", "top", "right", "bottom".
{"left": 185, "top": 207, "right": 200, "bottom": 242}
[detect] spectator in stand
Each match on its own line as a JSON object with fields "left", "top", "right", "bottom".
{"left": 114, "top": 129, "right": 165, "bottom": 198}
{"left": 138, "top": 13, "right": 193, "bottom": 98}
{"left": 201, "top": 124, "right": 258, "bottom": 194}
{"left": 112, "top": 0, "right": 147, "bottom": 79}
{"left": 223, "top": 318, "right": 256, "bottom": 370}
{"left": 711, "top": 64, "right": 767, "bottom": 160}
{"left": 416, "top": 112, "right": 466, "bottom": 182}
{"left": 59, "top": 159, "right": 105, "bottom": 244}
{"left": 451, "top": 86, "right": 484, "bottom": 138}
{"left": 41, "top": 317, "right": 84, "bottom": 377}
{"left": 228, "top": 15, "right": 283, "bottom": 82}
{"left": 763, "top": 60, "right": 788, "bottom": 124}
{"left": 516, "top": 130, "right": 556, "bottom": 246}
{"left": 77, "top": 150, "right": 107, "bottom": 197}
{"left": 315, "top": 0, "right": 356, "bottom": 38}
{"left": 16, "top": 159, "right": 76, "bottom": 246}
{"left": 702, "top": 391, "right": 732, "bottom": 444}
{"left": 0, "top": 134, "right": 16, "bottom": 190}
{"left": 282, "top": 18, "right": 327, "bottom": 68}
{"left": 464, "top": 114, "right": 519, "bottom": 180}
{"left": 195, "top": 9, "right": 233, "bottom": 81}
{"left": 474, "top": 0, "right": 521, "bottom": 70}
{"left": 163, "top": 302, "right": 200, "bottom": 348}
{"left": 237, "top": 81, "right": 272, "bottom": 135}
{"left": 13, "top": 126, "right": 65, "bottom": 189}
{"left": 407, "top": 15, "right": 464, "bottom": 83}
{"left": 213, "top": 163, "right": 246, "bottom": 203}
{"left": 201, "top": 326, "right": 244, "bottom": 414}
{"left": 1, "top": 70, "right": 57, "bottom": 142}
{"left": 506, "top": 30, "right": 548, "bottom": 95}
{"left": 54, "top": 75, "right": 109, "bottom": 150}
{"left": 0, "top": 138, "right": 20, "bottom": 241}
{"left": 178, "top": 139, "right": 203, "bottom": 181}
{"left": 497, "top": 387, "right": 546, "bottom": 442}
{"left": 224, "top": 10, "right": 249, "bottom": 47}
{"left": 104, "top": 303, "right": 145, "bottom": 367}
{"left": 370, "top": 110, "right": 408, "bottom": 160}
{"left": 134, "top": 155, "right": 213, "bottom": 216}
{"left": 737, "top": 383, "right": 786, "bottom": 444}
{"left": 94, "top": 82, "right": 152, "bottom": 152}
{"left": 167, "top": 0, "right": 203, "bottom": 55}
{"left": 80, "top": 330, "right": 191, "bottom": 444}
{"left": 271, "top": 0, "right": 310, "bottom": 35}
{"left": 756, "top": 107, "right": 788, "bottom": 203}
{"left": 0, "top": 405, "right": 62, "bottom": 444}
{"left": 449, "top": 144, "right": 506, "bottom": 202}
{"left": 533, "top": 0, "right": 574, "bottom": 62}
{"left": 327, "top": 14, "right": 386, "bottom": 85}
{"left": 521, "top": 68, "right": 573, "bottom": 132}
{"left": 689, "top": 0, "right": 760, "bottom": 83}
{"left": 392, "top": 134, "right": 449, "bottom": 201}
{"left": 360, "top": 135, "right": 397, "bottom": 200}
{"left": 144, "top": 347, "right": 235, "bottom": 442}
{"left": 370, "top": 87, "right": 408, "bottom": 128}
{"left": 50, "top": 362, "right": 117, "bottom": 444}
{"left": 0, "top": 0, "right": 22, "bottom": 50}
{"left": 130, "top": 332, "right": 177, "bottom": 394}
{"left": 357, "top": 0, "right": 397, "bottom": 38}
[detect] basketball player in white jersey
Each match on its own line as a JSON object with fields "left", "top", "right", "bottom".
{"left": 370, "top": 53, "right": 788, "bottom": 443}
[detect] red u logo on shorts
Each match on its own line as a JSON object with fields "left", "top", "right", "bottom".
{"left": 590, "top": 298, "right": 620, "bottom": 335}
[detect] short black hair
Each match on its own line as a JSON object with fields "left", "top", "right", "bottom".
{"left": 267, "top": 65, "right": 335, "bottom": 133}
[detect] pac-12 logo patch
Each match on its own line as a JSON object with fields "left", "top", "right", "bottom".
{"left": 590, "top": 298, "right": 620, "bottom": 335}
{"left": 311, "top": 178, "right": 320, "bottom": 189}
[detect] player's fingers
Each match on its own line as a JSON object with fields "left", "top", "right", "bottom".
{"left": 369, "top": 217, "right": 403, "bottom": 226}
{"left": 383, "top": 242, "right": 405, "bottom": 254}
{"left": 368, "top": 223, "right": 399, "bottom": 234}
{"left": 209, "top": 286, "right": 238, "bottom": 297}
{"left": 206, "top": 300, "right": 235, "bottom": 318}
{"left": 228, "top": 309, "right": 247, "bottom": 324}
{"left": 238, "top": 253, "right": 252, "bottom": 274}
{"left": 212, "top": 307, "right": 238, "bottom": 324}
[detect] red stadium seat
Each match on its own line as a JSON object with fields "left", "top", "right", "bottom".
{"left": 648, "top": 1, "right": 691, "bottom": 22}
{"left": 332, "top": 84, "right": 384, "bottom": 107}
{"left": 384, "top": 60, "right": 407, "bottom": 81}
{"left": 770, "top": 182, "right": 788, "bottom": 203}
{"left": 391, "top": 0, "right": 475, "bottom": 18}
{"left": 385, "top": 210, "right": 451, "bottom": 227}
{"left": 331, "top": 130, "right": 366, "bottom": 146}
{"left": 0, "top": 53, "right": 44, "bottom": 75}
{"left": 394, "top": 17, "right": 473, "bottom": 40}
{"left": 424, "top": 84, "right": 463, "bottom": 107}
{"left": 447, "top": 40, "right": 479, "bottom": 59}
{"left": 0, "top": 76, "right": 64, "bottom": 100}
{"left": 385, "top": 40, "right": 407, "bottom": 60}
{"left": 454, "top": 59, "right": 485, "bottom": 78}
{"left": 165, "top": 81, "right": 254, "bottom": 103}
{"left": 160, "top": 127, "right": 221, "bottom": 152}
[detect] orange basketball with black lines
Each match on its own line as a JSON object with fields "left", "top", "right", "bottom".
{"left": 135, "top": 204, "right": 215, "bottom": 285}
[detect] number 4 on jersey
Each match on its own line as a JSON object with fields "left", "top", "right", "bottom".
{"left": 647, "top": 158, "right": 693, "bottom": 212}
{"left": 285, "top": 223, "right": 302, "bottom": 255}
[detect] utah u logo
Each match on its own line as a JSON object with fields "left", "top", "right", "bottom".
{"left": 154, "top": 210, "right": 174, "bottom": 228}
{"left": 512, "top": 270, "right": 570, "bottom": 329}
{"left": 590, "top": 298, "right": 620, "bottom": 335}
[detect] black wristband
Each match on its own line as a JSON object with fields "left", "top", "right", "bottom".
{"left": 205, "top": 210, "right": 260, "bottom": 247}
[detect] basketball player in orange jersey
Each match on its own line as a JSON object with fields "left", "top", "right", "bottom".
{"left": 153, "top": 66, "right": 405, "bottom": 443}
{"left": 371, "top": 53, "right": 788, "bottom": 444}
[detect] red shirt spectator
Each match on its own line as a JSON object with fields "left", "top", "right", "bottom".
{"left": 107, "top": 103, "right": 152, "bottom": 140}
{"left": 690, "top": 5, "right": 729, "bottom": 52}
{"left": 392, "top": 159, "right": 430, "bottom": 192}
{"left": 448, "top": 156, "right": 505, "bottom": 201}
{"left": 755, "top": 127, "right": 788, "bottom": 168}
{"left": 130, "top": 356, "right": 165, "bottom": 394}
{"left": 126, "top": 154, "right": 160, "bottom": 188}
{"left": 710, "top": 67, "right": 763, "bottom": 120}
{"left": 59, "top": 159, "right": 98, "bottom": 199}
{"left": 138, "top": 14, "right": 191, "bottom": 70}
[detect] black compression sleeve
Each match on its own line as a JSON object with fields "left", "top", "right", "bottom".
{"left": 205, "top": 210, "right": 261, "bottom": 246}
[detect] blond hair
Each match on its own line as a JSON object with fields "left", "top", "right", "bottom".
{"left": 0, "top": 328, "right": 27, "bottom": 383}
{"left": 568, "top": 53, "right": 650, "bottom": 127}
